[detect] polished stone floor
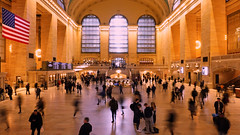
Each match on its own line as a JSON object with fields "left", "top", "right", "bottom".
{"left": 0, "top": 81, "right": 240, "bottom": 135}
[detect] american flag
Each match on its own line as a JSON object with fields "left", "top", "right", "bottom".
{"left": 2, "top": 8, "right": 30, "bottom": 44}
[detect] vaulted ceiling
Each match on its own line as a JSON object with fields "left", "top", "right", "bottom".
{"left": 64, "top": 0, "right": 171, "bottom": 25}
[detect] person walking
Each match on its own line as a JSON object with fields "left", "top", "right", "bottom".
{"left": 119, "top": 84, "right": 123, "bottom": 94}
{"left": 0, "top": 107, "right": 10, "bottom": 130}
{"left": 166, "top": 109, "right": 177, "bottom": 135}
{"left": 188, "top": 98, "right": 196, "bottom": 120}
{"left": 214, "top": 98, "right": 224, "bottom": 114}
{"left": 29, "top": 110, "right": 43, "bottom": 135}
{"left": 146, "top": 86, "right": 151, "bottom": 98}
{"left": 109, "top": 97, "right": 118, "bottom": 123}
{"left": 152, "top": 85, "right": 156, "bottom": 98}
{"left": 144, "top": 103, "right": 154, "bottom": 134}
{"left": 73, "top": 98, "right": 80, "bottom": 117}
{"left": 199, "top": 89, "right": 206, "bottom": 109}
{"left": 36, "top": 98, "right": 45, "bottom": 116}
{"left": 17, "top": 94, "right": 23, "bottom": 114}
{"left": 191, "top": 88, "right": 198, "bottom": 103}
{"left": 79, "top": 117, "right": 92, "bottom": 135}
{"left": 26, "top": 83, "right": 30, "bottom": 95}
{"left": 119, "top": 95, "right": 125, "bottom": 115}
{"left": 36, "top": 87, "right": 41, "bottom": 99}
{"left": 170, "top": 90, "right": 176, "bottom": 103}
{"left": 77, "top": 83, "right": 82, "bottom": 94}
{"left": 215, "top": 114, "right": 230, "bottom": 135}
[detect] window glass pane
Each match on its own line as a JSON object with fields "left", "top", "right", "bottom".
{"left": 109, "top": 15, "right": 128, "bottom": 53}
{"left": 57, "top": 0, "right": 65, "bottom": 10}
{"left": 81, "top": 15, "right": 100, "bottom": 53}
{"left": 137, "top": 15, "right": 156, "bottom": 53}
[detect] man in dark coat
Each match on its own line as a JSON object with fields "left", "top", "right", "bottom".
{"left": 134, "top": 104, "right": 143, "bottom": 132}
{"left": 26, "top": 83, "right": 30, "bottom": 95}
{"left": 29, "top": 110, "right": 43, "bottom": 135}
{"left": 7, "top": 86, "right": 13, "bottom": 100}
{"left": 214, "top": 98, "right": 224, "bottom": 114}
{"left": 109, "top": 97, "right": 118, "bottom": 123}
{"left": 215, "top": 114, "right": 230, "bottom": 135}
{"left": 79, "top": 117, "right": 92, "bottom": 135}
{"left": 146, "top": 86, "right": 151, "bottom": 98}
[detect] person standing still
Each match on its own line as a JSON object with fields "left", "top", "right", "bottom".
{"left": 36, "top": 87, "right": 41, "bottom": 99}
{"left": 7, "top": 86, "right": 13, "bottom": 100}
{"left": 17, "top": 94, "right": 23, "bottom": 114}
{"left": 119, "top": 84, "right": 123, "bottom": 94}
{"left": 144, "top": 103, "right": 154, "bottom": 134}
{"left": 29, "top": 110, "right": 43, "bottom": 135}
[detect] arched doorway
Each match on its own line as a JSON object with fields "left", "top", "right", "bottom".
{"left": 111, "top": 57, "right": 126, "bottom": 68}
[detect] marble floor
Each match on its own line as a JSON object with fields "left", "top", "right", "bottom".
{"left": 0, "top": 81, "right": 240, "bottom": 135}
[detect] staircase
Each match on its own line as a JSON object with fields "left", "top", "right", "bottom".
{"left": 224, "top": 76, "right": 240, "bottom": 88}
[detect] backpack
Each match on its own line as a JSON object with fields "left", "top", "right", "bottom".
{"left": 144, "top": 107, "right": 152, "bottom": 118}
{"left": 130, "top": 103, "right": 135, "bottom": 111}
{"left": 153, "top": 127, "right": 159, "bottom": 133}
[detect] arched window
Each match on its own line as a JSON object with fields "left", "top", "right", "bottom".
{"left": 137, "top": 15, "right": 156, "bottom": 53}
{"left": 57, "top": 0, "right": 65, "bottom": 10}
{"left": 173, "top": 0, "right": 181, "bottom": 11}
{"left": 81, "top": 15, "right": 100, "bottom": 53}
{"left": 109, "top": 15, "right": 128, "bottom": 53}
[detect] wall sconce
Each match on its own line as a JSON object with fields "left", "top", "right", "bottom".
{"left": 9, "top": 44, "right": 12, "bottom": 53}
{"left": 35, "top": 49, "right": 42, "bottom": 58}
{"left": 195, "top": 40, "right": 201, "bottom": 49}
{"left": 186, "top": 64, "right": 190, "bottom": 69}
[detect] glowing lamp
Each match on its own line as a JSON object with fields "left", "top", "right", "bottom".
{"left": 35, "top": 49, "right": 42, "bottom": 58}
{"left": 195, "top": 40, "right": 201, "bottom": 49}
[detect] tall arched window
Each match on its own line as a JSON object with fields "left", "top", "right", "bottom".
{"left": 109, "top": 15, "right": 128, "bottom": 53}
{"left": 57, "top": 0, "right": 65, "bottom": 10}
{"left": 137, "top": 15, "right": 156, "bottom": 53}
{"left": 81, "top": 15, "right": 100, "bottom": 53}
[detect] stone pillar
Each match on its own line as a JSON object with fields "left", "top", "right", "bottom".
{"left": 9, "top": 0, "right": 36, "bottom": 84}
{"left": 100, "top": 26, "right": 109, "bottom": 62}
{"left": 41, "top": 13, "right": 57, "bottom": 62}
{"left": 180, "top": 16, "right": 186, "bottom": 79}
{"left": 156, "top": 27, "right": 162, "bottom": 65}
{"left": 128, "top": 26, "right": 138, "bottom": 65}
{"left": 201, "top": 0, "right": 227, "bottom": 87}
{"left": 57, "top": 24, "right": 67, "bottom": 62}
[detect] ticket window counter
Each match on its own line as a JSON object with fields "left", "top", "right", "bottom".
{"left": 49, "top": 74, "right": 57, "bottom": 86}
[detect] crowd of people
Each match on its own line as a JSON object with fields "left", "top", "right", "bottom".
{"left": 0, "top": 74, "right": 235, "bottom": 135}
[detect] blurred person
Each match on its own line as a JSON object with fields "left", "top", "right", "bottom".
{"left": 109, "top": 97, "right": 118, "bottom": 123}
{"left": 73, "top": 97, "right": 80, "bottom": 117}
{"left": 166, "top": 109, "right": 177, "bottom": 135}
{"left": 170, "top": 90, "right": 176, "bottom": 103}
{"left": 119, "top": 95, "right": 125, "bottom": 115}
{"left": 144, "top": 103, "right": 154, "bottom": 134}
{"left": 191, "top": 88, "right": 198, "bottom": 103}
{"left": 36, "top": 98, "right": 45, "bottom": 116}
{"left": 77, "top": 82, "right": 82, "bottom": 94}
{"left": 146, "top": 86, "right": 151, "bottom": 98}
{"left": 188, "top": 98, "right": 196, "bottom": 120}
{"left": 79, "top": 117, "right": 92, "bottom": 135}
{"left": 26, "top": 83, "right": 30, "bottom": 95}
{"left": 0, "top": 107, "right": 10, "bottom": 130}
{"left": 199, "top": 89, "right": 206, "bottom": 109}
{"left": 29, "top": 109, "right": 43, "bottom": 135}
{"left": 215, "top": 113, "right": 230, "bottom": 135}
{"left": 16, "top": 94, "right": 23, "bottom": 114}
{"left": 152, "top": 85, "right": 156, "bottom": 98}
{"left": 119, "top": 84, "right": 123, "bottom": 94}
{"left": 36, "top": 86, "right": 41, "bottom": 99}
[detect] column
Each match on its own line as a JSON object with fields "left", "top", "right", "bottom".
{"left": 100, "top": 26, "right": 109, "bottom": 62}
{"left": 41, "top": 13, "right": 57, "bottom": 62}
{"left": 128, "top": 26, "right": 138, "bottom": 65}
{"left": 201, "top": 0, "right": 227, "bottom": 87}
